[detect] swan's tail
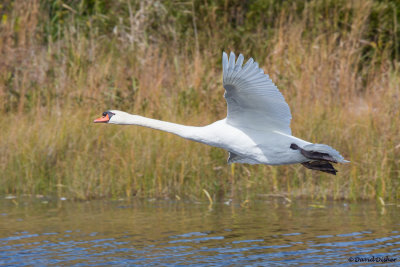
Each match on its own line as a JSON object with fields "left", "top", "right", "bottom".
{"left": 290, "top": 143, "right": 349, "bottom": 175}
{"left": 300, "top": 143, "right": 350, "bottom": 163}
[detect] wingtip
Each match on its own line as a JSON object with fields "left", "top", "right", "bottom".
{"left": 236, "top": 53, "right": 244, "bottom": 67}
{"left": 222, "top": 52, "right": 227, "bottom": 62}
{"left": 222, "top": 52, "right": 228, "bottom": 68}
{"left": 223, "top": 51, "right": 245, "bottom": 66}
{"left": 229, "top": 51, "right": 236, "bottom": 64}
{"left": 243, "top": 57, "right": 254, "bottom": 68}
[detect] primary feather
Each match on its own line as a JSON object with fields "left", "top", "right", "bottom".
{"left": 222, "top": 52, "right": 292, "bottom": 134}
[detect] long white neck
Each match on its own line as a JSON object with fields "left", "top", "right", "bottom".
{"left": 110, "top": 111, "right": 198, "bottom": 140}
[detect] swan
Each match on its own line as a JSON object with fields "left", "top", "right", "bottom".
{"left": 94, "top": 52, "right": 349, "bottom": 175}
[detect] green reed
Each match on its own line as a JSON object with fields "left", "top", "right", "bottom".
{"left": 0, "top": 0, "right": 399, "bottom": 201}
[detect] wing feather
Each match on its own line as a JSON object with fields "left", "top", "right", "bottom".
{"left": 222, "top": 52, "right": 292, "bottom": 134}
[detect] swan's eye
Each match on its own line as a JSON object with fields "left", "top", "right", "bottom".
{"left": 102, "top": 112, "right": 107, "bottom": 117}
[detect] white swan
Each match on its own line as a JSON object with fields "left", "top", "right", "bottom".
{"left": 94, "top": 52, "right": 349, "bottom": 174}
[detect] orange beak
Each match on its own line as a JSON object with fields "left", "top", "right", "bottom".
{"left": 93, "top": 114, "right": 110, "bottom": 123}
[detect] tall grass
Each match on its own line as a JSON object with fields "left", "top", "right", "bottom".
{"left": 0, "top": 0, "right": 399, "bottom": 201}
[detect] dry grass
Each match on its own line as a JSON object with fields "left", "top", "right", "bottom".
{"left": 0, "top": 0, "right": 399, "bottom": 201}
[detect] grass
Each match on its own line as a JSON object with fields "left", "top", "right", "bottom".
{"left": 0, "top": 0, "right": 399, "bottom": 201}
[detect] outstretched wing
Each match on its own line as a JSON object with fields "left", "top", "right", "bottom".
{"left": 222, "top": 52, "right": 292, "bottom": 134}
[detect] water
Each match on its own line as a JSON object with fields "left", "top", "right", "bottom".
{"left": 1, "top": 198, "right": 399, "bottom": 266}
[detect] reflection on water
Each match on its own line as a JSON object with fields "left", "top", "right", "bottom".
{"left": 0, "top": 198, "right": 399, "bottom": 265}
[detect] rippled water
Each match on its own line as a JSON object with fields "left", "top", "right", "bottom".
{"left": 1, "top": 198, "right": 399, "bottom": 265}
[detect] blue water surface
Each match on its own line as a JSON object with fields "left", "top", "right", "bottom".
{"left": 0, "top": 198, "right": 399, "bottom": 266}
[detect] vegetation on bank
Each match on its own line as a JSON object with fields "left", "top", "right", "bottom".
{"left": 0, "top": 0, "right": 399, "bottom": 201}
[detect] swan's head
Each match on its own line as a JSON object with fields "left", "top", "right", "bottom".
{"left": 94, "top": 110, "right": 135, "bottom": 124}
{"left": 93, "top": 110, "right": 117, "bottom": 123}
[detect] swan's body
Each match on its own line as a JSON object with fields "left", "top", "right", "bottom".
{"left": 95, "top": 52, "right": 349, "bottom": 174}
